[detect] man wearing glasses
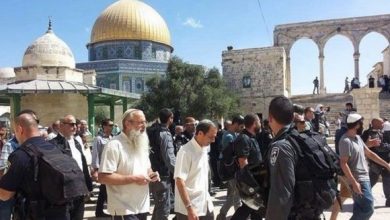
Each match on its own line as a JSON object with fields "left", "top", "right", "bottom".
{"left": 175, "top": 120, "right": 217, "bottom": 220}
{"left": 91, "top": 118, "right": 114, "bottom": 217}
{"left": 98, "top": 109, "right": 160, "bottom": 220}
{"left": 50, "top": 115, "right": 93, "bottom": 220}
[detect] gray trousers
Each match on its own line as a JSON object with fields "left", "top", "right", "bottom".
{"left": 369, "top": 162, "right": 390, "bottom": 200}
{"left": 219, "top": 179, "right": 241, "bottom": 216}
{"left": 150, "top": 177, "right": 171, "bottom": 220}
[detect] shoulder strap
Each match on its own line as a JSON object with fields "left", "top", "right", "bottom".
{"left": 286, "top": 134, "right": 303, "bottom": 158}
{"left": 21, "top": 143, "right": 41, "bottom": 182}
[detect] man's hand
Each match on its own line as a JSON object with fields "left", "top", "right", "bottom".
{"left": 351, "top": 181, "right": 362, "bottom": 195}
{"left": 148, "top": 171, "right": 160, "bottom": 182}
{"left": 187, "top": 206, "right": 199, "bottom": 220}
{"left": 132, "top": 174, "right": 150, "bottom": 185}
{"left": 366, "top": 138, "right": 381, "bottom": 148}
{"left": 91, "top": 170, "right": 98, "bottom": 182}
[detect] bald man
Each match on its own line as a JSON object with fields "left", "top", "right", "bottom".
{"left": 0, "top": 112, "right": 86, "bottom": 219}
{"left": 361, "top": 118, "right": 390, "bottom": 207}
{"left": 50, "top": 115, "right": 93, "bottom": 219}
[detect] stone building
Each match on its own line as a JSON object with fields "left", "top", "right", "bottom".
{"left": 222, "top": 47, "right": 286, "bottom": 114}
{"left": 223, "top": 14, "right": 390, "bottom": 125}
{"left": 76, "top": 0, "right": 173, "bottom": 94}
{"left": 0, "top": 23, "right": 139, "bottom": 133}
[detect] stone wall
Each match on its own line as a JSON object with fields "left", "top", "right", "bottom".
{"left": 384, "top": 47, "right": 390, "bottom": 76}
{"left": 14, "top": 66, "right": 84, "bottom": 83}
{"left": 222, "top": 47, "right": 286, "bottom": 116}
{"left": 19, "top": 93, "right": 88, "bottom": 127}
{"left": 350, "top": 87, "right": 381, "bottom": 126}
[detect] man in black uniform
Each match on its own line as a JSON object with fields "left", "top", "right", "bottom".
{"left": 266, "top": 96, "right": 321, "bottom": 220}
{"left": 361, "top": 118, "right": 390, "bottom": 207}
{"left": 231, "top": 113, "right": 263, "bottom": 220}
{"left": 149, "top": 108, "right": 176, "bottom": 220}
{"left": 0, "top": 113, "right": 84, "bottom": 219}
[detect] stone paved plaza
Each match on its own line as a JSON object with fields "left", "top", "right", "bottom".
{"left": 83, "top": 182, "right": 389, "bottom": 220}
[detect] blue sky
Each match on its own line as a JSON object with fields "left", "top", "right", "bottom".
{"left": 0, "top": 0, "right": 389, "bottom": 95}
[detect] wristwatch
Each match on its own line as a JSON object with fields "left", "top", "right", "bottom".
{"left": 185, "top": 203, "right": 192, "bottom": 209}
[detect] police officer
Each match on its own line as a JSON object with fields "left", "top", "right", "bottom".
{"left": 0, "top": 112, "right": 77, "bottom": 219}
{"left": 266, "top": 96, "right": 322, "bottom": 219}
{"left": 231, "top": 113, "right": 263, "bottom": 220}
{"left": 361, "top": 118, "right": 390, "bottom": 207}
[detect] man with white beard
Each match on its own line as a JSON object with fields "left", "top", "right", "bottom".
{"left": 99, "top": 109, "right": 160, "bottom": 220}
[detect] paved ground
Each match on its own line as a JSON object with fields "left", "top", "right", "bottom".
{"left": 83, "top": 182, "right": 389, "bottom": 220}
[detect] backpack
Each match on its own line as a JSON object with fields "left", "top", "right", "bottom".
{"left": 147, "top": 123, "right": 171, "bottom": 177}
{"left": 287, "top": 129, "right": 340, "bottom": 211}
{"left": 21, "top": 142, "right": 89, "bottom": 205}
{"left": 218, "top": 136, "right": 238, "bottom": 181}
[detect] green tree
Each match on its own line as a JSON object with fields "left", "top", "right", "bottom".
{"left": 136, "top": 56, "right": 239, "bottom": 122}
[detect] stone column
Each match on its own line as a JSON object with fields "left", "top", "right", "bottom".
{"left": 350, "top": 87, "right": 381, "bottom": 126}
{"left": 87, "top": 94, "right": 95, "bottom": 136}
{"left": 319, "top": 50, "right": 325, "bottom": 94}
{"left": 353, "top": 51, "right": 360, "bottom": 79}
{"left": 286, "top": 55, "right": 291, "bottom": 96}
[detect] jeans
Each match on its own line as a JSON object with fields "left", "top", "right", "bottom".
{"left": 350, "top": 181, "right": 374, "bottom": 220}
{"left": 219, "top": 179, "right": 241, "bottom": 216}
{"left": 0, "top": 198, "right": 15, "bottom": 220}
{"left": 150, "top": 177, "right": 171, "bottom": 220}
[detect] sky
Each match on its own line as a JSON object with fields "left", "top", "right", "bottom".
{"left": 0, "top": 0, "right": 389, "bottom": 95}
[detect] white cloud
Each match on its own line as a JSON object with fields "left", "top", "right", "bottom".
{"left": 182, "top": 17, "right": 203, "bottom": 28}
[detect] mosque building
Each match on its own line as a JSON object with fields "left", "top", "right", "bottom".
{"left": 76, "top": 0, "right": 173, "bottom": 94}
{"left": 0, "top": 0, "right": 172, "bottom": 130}
{"left": 0, "top": 21, "right": 139, "bottom": 131}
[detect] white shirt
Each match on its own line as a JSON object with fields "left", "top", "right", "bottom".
{"left": 174, "top": 138, "right": 213, "bottom": 216}
{"left": 68, "top": 138, "right": 83, "bottom": 170}
{"left": 100, "top": 133, "right": 151, "bottom": 215}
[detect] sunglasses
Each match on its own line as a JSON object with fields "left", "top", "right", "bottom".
{"left": 63, "top": 122, "right": 77, "bottom": 127}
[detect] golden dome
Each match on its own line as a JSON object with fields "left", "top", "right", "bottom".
{"left": 90, "top": 0, "right": 171, "bottom": 46}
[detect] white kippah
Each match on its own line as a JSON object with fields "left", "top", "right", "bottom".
{"left": 347, "top": 113, "right": 362, "bottom": 124}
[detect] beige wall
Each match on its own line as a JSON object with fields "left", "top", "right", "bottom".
{"left": 222, "top": 47, "right": 286, "bottom": 117}
{"left": 20, "top": 93, "right": 88, "bottom": 127}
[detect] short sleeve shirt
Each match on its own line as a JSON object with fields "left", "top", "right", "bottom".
{"left": 234, "top": 129, "right": 262, "bottom": 167}
{"left": 174, "top": 138, "right": 213, "bottom": 216}
{"left": 338, "top": 134, "right": 369, "bottom": 182}
{"left": 99, "top": 133, "right": 151, "bottom": 215}
{"left": 0, "top": 137, "right": 50, "bottom": 193}
{"left": 0, "top": 138, "right": 19, "bottom": 170}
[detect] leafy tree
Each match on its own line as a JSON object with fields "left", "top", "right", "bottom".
{"left": 136, "top": 56, "right": 239, "bottom": 122}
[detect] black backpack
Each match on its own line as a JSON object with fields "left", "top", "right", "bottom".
{"left": 287, "top": 129, "right": 340, "bottom": 211}
{"left": 218, "top": 136, "right": 239, "bottom": 181}
{"left": 21, "top": 142, "right": 89, "bottom": 205}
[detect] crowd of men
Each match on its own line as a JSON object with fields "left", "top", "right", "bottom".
{"left": 0, "top": 96, "right": 389, "bottom": 219}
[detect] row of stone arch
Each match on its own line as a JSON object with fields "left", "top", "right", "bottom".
{"left": 274, "top": 14, "right": 390, "bottom": 94}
